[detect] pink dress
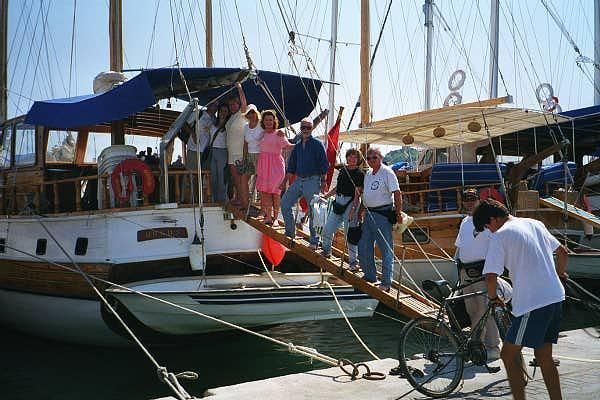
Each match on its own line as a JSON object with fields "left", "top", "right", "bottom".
{"left": 256, "top": 130, "right": 291, "bottom": 194}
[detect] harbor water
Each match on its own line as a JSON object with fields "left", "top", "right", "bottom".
{"left": 2, "top": 293, "right": 598, "bottom": 400}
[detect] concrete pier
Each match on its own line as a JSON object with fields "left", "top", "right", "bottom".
{"left": 202, "top": 328, "right": 600, "bottom": 399}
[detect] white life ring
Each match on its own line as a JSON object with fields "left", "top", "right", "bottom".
{"left": 443, "top": 92, "right": 463, "bottom": 107}
{"left": 448, "top": 69, "right": 466, "bottom": 91}
{"left": 536, "top": 83, "right": 554, "bottom": 103}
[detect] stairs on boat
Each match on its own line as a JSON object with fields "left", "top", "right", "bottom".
{"left": 227, "top": 205, "right": 439, "bottom": 319}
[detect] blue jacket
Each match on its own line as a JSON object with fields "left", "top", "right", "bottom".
{"left": 286, "top": 136, "right": 329, "bottom": 177}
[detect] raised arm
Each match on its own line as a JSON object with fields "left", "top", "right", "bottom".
{"left": 235, "top": 82, "right": 247, "bottom": 114}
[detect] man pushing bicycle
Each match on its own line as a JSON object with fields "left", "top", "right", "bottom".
{"left": 473, "top": 199, "right": 569, "bottom": 400}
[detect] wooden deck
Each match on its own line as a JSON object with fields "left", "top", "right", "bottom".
{"left": 227, "top": 206, "right": 439, "bottom": 320}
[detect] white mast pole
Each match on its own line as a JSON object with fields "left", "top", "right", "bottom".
{"left": 595, "top": 0, "right": 600, "bottom": 105}
{"left": 327, "top": 0, "right": 339, "bottom": 132}
{"left": 488, "top": 0, "right": 500, "bottom": 99}
{"left": 0, "top": 0, "right": 7, "bottom": 123}
{"left": 424, "top": 0, "right": 434, "bottom": 110}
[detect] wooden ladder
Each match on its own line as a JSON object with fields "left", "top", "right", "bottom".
{"left": 228, "top": 205, "right": 439, "bottom": 319}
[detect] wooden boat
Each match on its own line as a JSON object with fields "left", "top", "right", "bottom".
{"left": 0, "top": 67, "right": 330, "bottom": 345}
{"left": 337, "top": 96, "right": 600, "bottom": 289}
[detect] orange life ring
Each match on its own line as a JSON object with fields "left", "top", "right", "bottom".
{"left": 111, "top": 158, "right": 155, "bottom": 203}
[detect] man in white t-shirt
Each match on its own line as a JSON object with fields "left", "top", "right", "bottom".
{"left": 358, "top": 147, "right": 403, "bottom": 291}
{"left": 454, "top": 188, "right": 501, "bottom": 360}
{"left": 473, "top": 199, "right": 568, "bottom": 400}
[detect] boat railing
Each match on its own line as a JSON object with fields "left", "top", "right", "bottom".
{"left": 1, "top": 169, "right": 212, "bottom": 215}
{"left": 400, "top": 182, "right": 503, "bottom": 214}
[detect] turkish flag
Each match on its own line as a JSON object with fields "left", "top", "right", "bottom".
{"left": 325, "top": 118, "right": 341, "bottom": 187}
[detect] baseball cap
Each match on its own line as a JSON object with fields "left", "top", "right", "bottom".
{"left": 462, "top": 188, "right": 479, "bottom": 199}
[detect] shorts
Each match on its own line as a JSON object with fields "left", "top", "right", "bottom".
{"left": 506, "top": 301, "right": 563, "bottom": 349}
{"left": 245, "top": 153, "right": 258, "bottom": 175}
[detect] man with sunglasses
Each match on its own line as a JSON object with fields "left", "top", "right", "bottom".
{"left": 455, "top": 188, "right": 501, "bottom": 360}
{"left": 280, "top": 118, "right": 329, "bottom": 249}
{"left": 473, "top": 199, "right": 568, "bottom": 400}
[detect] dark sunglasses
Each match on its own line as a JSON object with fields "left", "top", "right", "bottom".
{"left": 300, "top": 125, "right": 312, "bottom": 130}
{"left": 366, "top": 156, "right": 379, "bottom": 160}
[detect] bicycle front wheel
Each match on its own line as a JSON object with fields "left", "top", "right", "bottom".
{"left": 398, "top": 317, "right": 464, "bottom": 398}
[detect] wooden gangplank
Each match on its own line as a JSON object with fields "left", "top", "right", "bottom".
{"left": 228, "top": 206, "right": 439, "bottom": 320}
{"left": 540, "top": 196, "right": 600, "bottom": 229}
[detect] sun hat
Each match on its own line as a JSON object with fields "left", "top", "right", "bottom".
{"left": 243, "top": 104, "right": 259, "bottom": 117}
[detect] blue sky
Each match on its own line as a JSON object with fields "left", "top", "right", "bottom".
{"left": 6, "top": 0, "right": 599, "bottom": 135}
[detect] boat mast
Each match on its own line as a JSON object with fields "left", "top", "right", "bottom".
{"left": 0, "top": 0, "right": 7, "bottom": 124}
{"left": 327, "top": 0, "right": 339, "bottom": 131}
{"left": 595, "top": 0, "right": 600, "bottom": 105}
{"left": 360, "top": 0, "right": 370, "bottom": 127}
{"left": 206, "top": 0, "right": 213, "bottom": 67}
{"left": 488, "top": 0, "right": 500, "bottom": 99}
{"left": 109, "top": 0, "right": 124, "bottom": 144}
{"left": 423, "top": 0, "right": 434, "bottom": 110}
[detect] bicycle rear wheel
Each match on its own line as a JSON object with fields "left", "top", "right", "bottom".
{"left": 398, "top": 317, "right": 464, "bottom": 398}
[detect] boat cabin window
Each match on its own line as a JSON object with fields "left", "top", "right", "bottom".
{"left": 46, "top": 131, "right": 78, "bottom": 163}
{"left": 14, "top": 123, "right": 36, "bottom": 167}
{"left": 0, "top": 125, "right": 13, "bottom": 169}
{"left": 84, "top": 132, "right": 111, "bottom": 163}
{"left": 82, "top": 133, "right": 168, "bottom": 164}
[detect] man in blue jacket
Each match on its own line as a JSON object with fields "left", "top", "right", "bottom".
{"left": 280, "top": 118, "right": 329, "bottom": 249}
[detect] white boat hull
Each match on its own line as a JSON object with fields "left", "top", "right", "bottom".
{"left": 107, "top": 274, "right": 378, "bottom": 335}
{"left": 0, "top": 289, "right": 128, "bottom": 346}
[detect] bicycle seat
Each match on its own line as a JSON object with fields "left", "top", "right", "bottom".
{"left": 422, "top": 279, "right": 450, "bottom": 291}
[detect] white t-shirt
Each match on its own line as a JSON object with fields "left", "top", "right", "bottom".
{"left": 455, "top": 216, "right": 492, "bottom": 263}
{"left": 225, "top": 111, "right": 246, "bottom": 162}
{"left": 244, "top": 124, "right": 263, "bottom": 154}
{"left": 483, "top": 217, "right": 564, "bottom": 317}
{"left": 186, "top": 110, "right": 214, "bottom": 152}
{"left": 362, "top": 164, "right": 400, "bottom": 208}
{"left": 210, "top": 125, "right": 227, "bottom": 149}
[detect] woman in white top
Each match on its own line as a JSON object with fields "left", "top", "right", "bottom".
{"left": 243, "top": 104, "right": 262, "bottom": 201}
{"left": 225, "top": 82, "right": 249, "bottom": 208}
{"left": 209, "top": 104, "right": 230, "bottom": 203}
{"left": 358, "top": 147, "right": 403, "bottom": 291}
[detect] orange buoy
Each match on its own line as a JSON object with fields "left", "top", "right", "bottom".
{"left": 261, "top": 235, "right": 286, "bottom": 267}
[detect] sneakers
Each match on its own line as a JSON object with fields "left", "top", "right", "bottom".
{"left": 320, "top": 249, "right": 331, "bottom": 258}
{"left": 309, "top": 243, "right": 319, "bottom": 250}
{"left": 348, "top": 263, "right": 360, "bottom": 273}
{"left": 378, "top": 284, "right": 391, "bottom": 292}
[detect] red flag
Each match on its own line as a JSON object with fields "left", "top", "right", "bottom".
{"left": 325, "top": 118, "right": 341, "bottom": 187}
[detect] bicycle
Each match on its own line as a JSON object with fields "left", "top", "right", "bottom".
{"left": 396, "top": 276, "right": 517, "bottom": 398}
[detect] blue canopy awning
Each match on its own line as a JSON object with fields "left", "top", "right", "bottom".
{"left": 25, "top": 68, "right": 323, "bottom": 129}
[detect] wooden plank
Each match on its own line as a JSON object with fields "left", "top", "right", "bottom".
{"left": 540, "top": 196, "right": 600, "bottom": 229}
{"left": 227, "top": 206, "right": 439, "bottom": 319}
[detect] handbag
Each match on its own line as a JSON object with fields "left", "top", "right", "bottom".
{"left": 332, "top": 196, "right": 353, "bottom": 215}
{"left": 201, "top": 127, "right": 223, "bottom": 168}
{"left": 347, "top": 224, "right": 362, "bottom": 245}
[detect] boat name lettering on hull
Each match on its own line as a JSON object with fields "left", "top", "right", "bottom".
{"left": 137, "top": 227, "right": 188, "bottom": 242}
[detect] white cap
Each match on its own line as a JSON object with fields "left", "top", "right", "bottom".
{"left": 243, "top": 104, "right": 259, "bottom": 117}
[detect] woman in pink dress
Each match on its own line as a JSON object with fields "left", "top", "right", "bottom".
{"left": 256, "top": 110, "right": 293, "bottom": 225}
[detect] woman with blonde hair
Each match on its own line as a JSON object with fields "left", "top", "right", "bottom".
{"left": 255, "top": 110, "right": 293, "bottom": 224}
